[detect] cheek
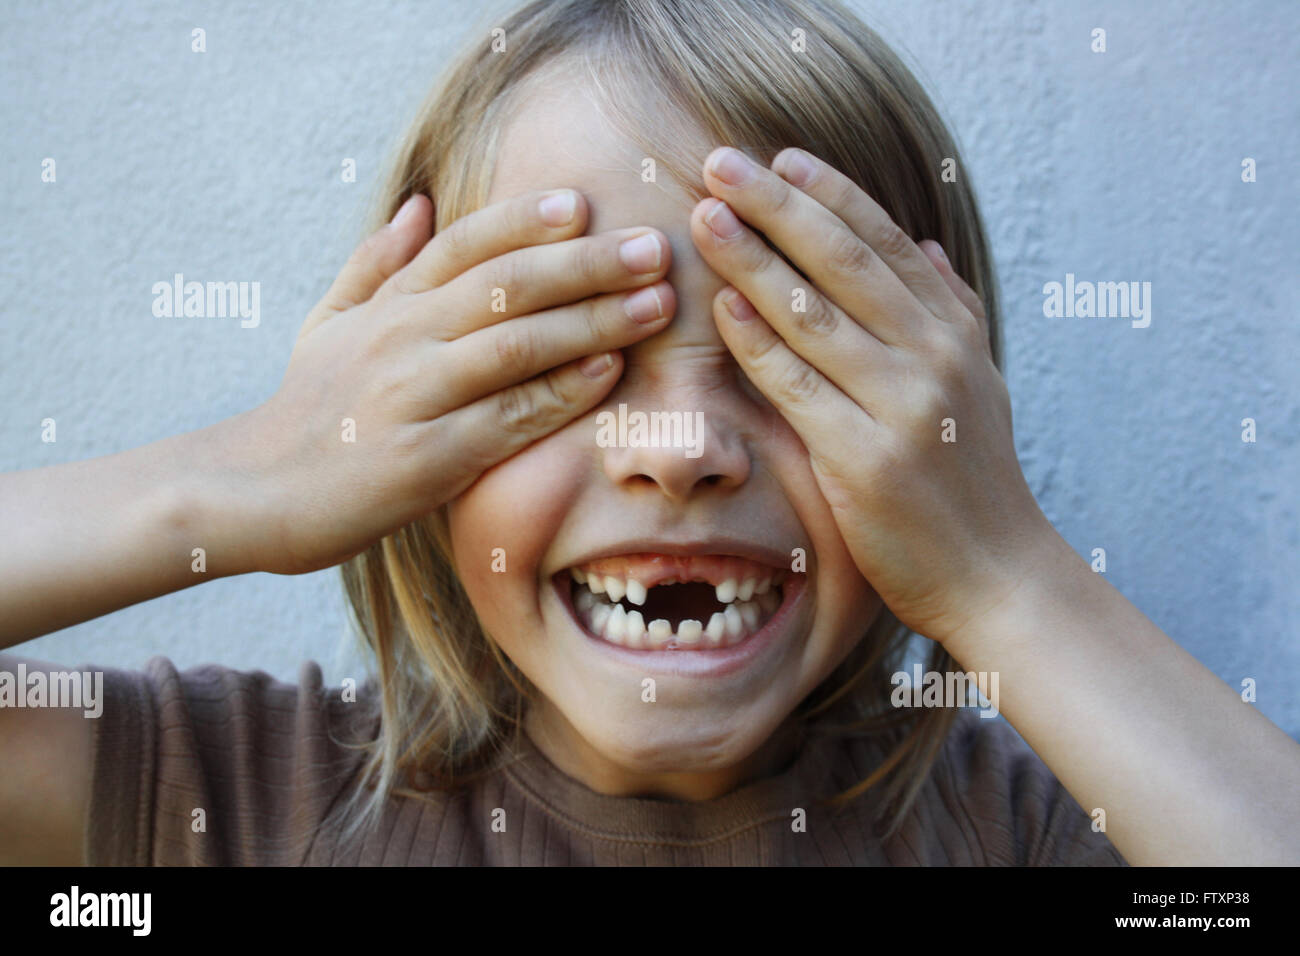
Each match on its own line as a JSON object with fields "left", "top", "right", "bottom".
{"left": 446, "top": 440, "right": 580, "bottom": 637}
{"left": 762, "top": 417, "right": 880, "bottom": 626}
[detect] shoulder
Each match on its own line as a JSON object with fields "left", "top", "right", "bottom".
{"left": 90, "top": 656, "right": 379, "bottom": 865}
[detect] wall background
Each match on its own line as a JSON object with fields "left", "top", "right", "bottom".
{"left": 2, "top": 0, "right": 1296, "bottom": 737}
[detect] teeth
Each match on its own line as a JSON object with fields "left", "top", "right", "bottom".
{"left": 676, "top": 619, "right": 702, "bottom": 644}
{"left": 625, "top": 579, "right": 647, "bottom": 606}
{"left": 647, "top": 618, "right": 673, "bottom": 647}
{"left": 571, "top": 567, "right": 789, "bottom": 650}
{"left": 625, "top": 609, "right": 646, "bottom": 648}
{"left": 604, "top": 604, "right": 628, "bottom": 644}
{"left": 724, "top": 604, "right": 744, "bottom": 641}
{"left": 705, "top": 612, "right": 726, "bottom": 647}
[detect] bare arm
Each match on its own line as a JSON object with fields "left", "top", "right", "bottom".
{"left": 946, "top": 531, "right": 1300, "bottom": 866}
{"left": 0, "top": 418, "right": 256, "bottom": 648}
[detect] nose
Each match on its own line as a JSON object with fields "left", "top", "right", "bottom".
{"left": 599, "top": 401, "right": 751, "bottom": 503}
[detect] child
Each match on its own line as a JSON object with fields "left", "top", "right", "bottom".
{"left": 2, "top": 0, "right": 1296, "bottom": 866}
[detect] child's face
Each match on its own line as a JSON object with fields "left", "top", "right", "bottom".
{"left": 447, "top": 72, "right": 882, "bottom": 798}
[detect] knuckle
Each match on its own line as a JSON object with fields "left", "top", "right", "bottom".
{"left": 791, "top": 288, "right": 839, "bottom": 337}
{"left": 743, "top": 326, "right": 785, "bottom": 368}
{"left": 360, "top": 316, "right": 406, "bottom": 363}
{"left": 737, "top": 234, "right": 774, "bottom": 275}
{"left": 827, "top": 173, "right": 859, "bottom": 212}
{"left": 541, "top": 367, "right": 579, "bottom": 408}
{"left": 437, "top": 220, "right": 474, "bottom": 269}
{"left": 825, "top": 229, "right": 874, "bottom": 280}
{"left": 496, "top": 383, "right": 545, "bottom": 434}
{"left": 902, "top": 370, "right": 945, "bottom": 427}
{"left": 954, "top": 308, "right": 987, "bottom": 350}
{"left": 582, "top": 296, "right": 610, "bottom": 341}
{"left": 378, "top": 365, "right": 425, "bottom": 418}
{"left": 572, "top": 238, "right": 606, "bottom": 284}
{"left": 765, "top": 180, "right": 796, "bottom": 219}
{"left": 873, "top": 221, "right": 912, "bottom": 262}
{"left": 490, "top": 251, "right": 529, "bottom": 298}
{"left": 928, "top": 332, "right": 966, "bottom": 384}
{"left": 493, "top": 326, "right": 538, "bottom": 378}
{"left": 775, "top": 359, "right": 822, "bottom": 404}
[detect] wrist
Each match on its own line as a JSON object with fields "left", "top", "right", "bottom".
{"left": 941, "top": 519, "right": 1087, "bottom": 664}
{"left": 162, "top": 411, "right": 272, "bottom": 578}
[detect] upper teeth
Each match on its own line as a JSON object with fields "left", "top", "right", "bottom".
{"left": 571, "top": 569, "right": 776, "bottom": 607}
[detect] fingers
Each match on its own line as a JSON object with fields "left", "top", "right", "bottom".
{"left": 425, "top": 281, "right": 676, "bottom": 414}
{"left": 301, "top": 194, "right": 433, "bottom": 337}
{"left": 710, "top": 285, "right": 874, "bottom": 446}
{"left": 425, "top": 350, "right": 627, "bottom": 493}
{"left": 701, "top": 148, "right": 923, "bottom": 349}
{"left": 768, "top": 149, "right": 971, "bottom": 326}
{"left": 917, "top": 239, "right": 993, "bottom": 358}
{"left": 391, "top": 188, "right": 589, "bottom": 296}
{"left": 701, "top": 147, "right": 970, "bottom": 345}
{"left": 690, "top": 196, "right": 888, "bottom": 408}
{"left": 419, "top": 226, "right": 672, "bottom": 341}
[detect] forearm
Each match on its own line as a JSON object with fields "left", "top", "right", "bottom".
{"left": 945, "top": 531, "right": 1300, "bottom": 866}
{"left": 0, "top": 415, "right": 259, "bottom": 647}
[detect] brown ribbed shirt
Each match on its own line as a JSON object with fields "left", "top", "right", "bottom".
{"left": 86, "top": 657, "right": 1126, "bottom": 866}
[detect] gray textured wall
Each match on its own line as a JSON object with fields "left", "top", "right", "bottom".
{"left": 3, "top": 0, "right": 1296, "bottom": 737}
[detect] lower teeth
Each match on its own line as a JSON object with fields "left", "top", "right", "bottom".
{"left": 573, "top": 583, "right": 781, "bottom": 649}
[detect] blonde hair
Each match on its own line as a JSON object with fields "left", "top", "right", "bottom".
{"left": 331, "top": 0, "right": 1002, "bottom": 844}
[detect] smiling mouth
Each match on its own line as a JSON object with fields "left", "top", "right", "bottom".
{"left": 559, "top": 554, "right": 795, "bottom": 650}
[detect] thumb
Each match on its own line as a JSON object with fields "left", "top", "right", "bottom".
{"left": 302, "top": 193, "right": 433, "bottom": 336}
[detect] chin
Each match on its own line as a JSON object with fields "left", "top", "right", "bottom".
{"left": 573, "top": 702, "right": 786, "bottom": 776}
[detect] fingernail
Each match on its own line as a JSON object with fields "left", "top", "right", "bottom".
{"left": 580, "top": 352, "right": 615, "bottom": 378}
{"left": 619, "top": 233, "right": 662, "bottom": 274}
{"left": 623, "top": 286, "right": 665, "bottom": 323}
{"left": 777, "top": 149, "right": 815, "bottom": 187}
{"left": 934, "top": 243, "right": 949, "bottom": 264}
{"left": 724, "top": 289, "right": 757, "bottom": 322}
{"left": 539, "top": 190, "right": 576, "bottom": 226}
{"left": 390, "top": 195, "right": 419, "bottom": 227}
{"left": 705, "top": 201, "right": 743, "bottom": 239}
{"left": 709, "top": 148, "right": 754, "bottom": 186}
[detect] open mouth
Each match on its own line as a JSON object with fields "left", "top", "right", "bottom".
{"left": 558, "top": 553, "right": 795, "bottom": 651}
